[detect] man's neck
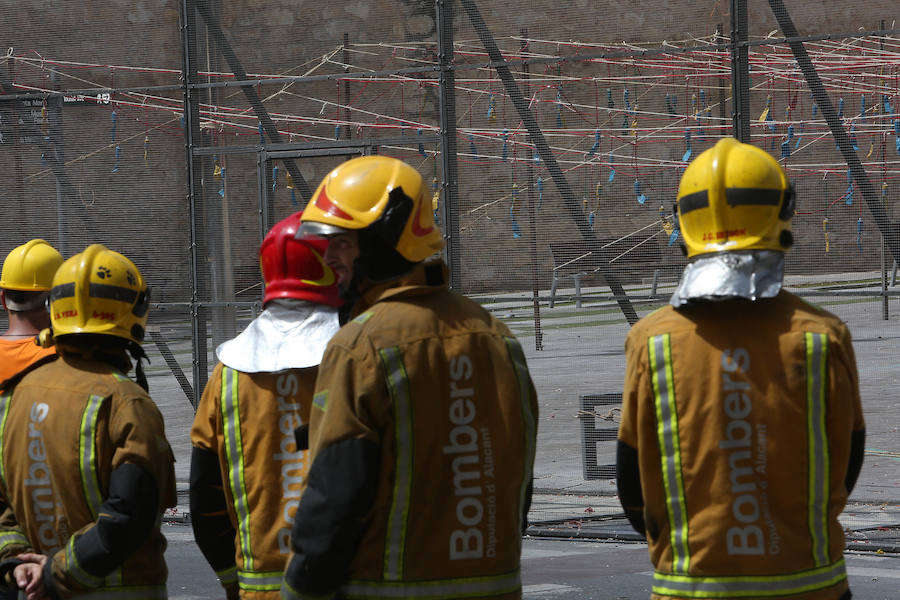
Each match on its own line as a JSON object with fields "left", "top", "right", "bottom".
{"left": 2, "top": 311, "right": 48, "bottom": 339}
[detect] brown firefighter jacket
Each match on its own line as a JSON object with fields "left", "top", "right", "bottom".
{"left": 281, "top": 260, "right": 539, "bottom": 600}
{"left": 617, "top": 291, "right": 865, "bottom": 600}
{"left": 0, "top": 352, "right": 177, "bottom": 599}
{"left": 191, "top": 363, "right": 317, "bottom": 600}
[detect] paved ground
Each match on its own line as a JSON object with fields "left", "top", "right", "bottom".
{"left": 149, "top": 269, "right": 900, "bottom": 551}
{"left": 163, "top": 520, "right": 900, "bottom": 599}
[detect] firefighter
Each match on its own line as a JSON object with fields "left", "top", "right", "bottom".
{"left": 280, "top": 156, "right": 538, "bottom": 600}
{"left": 0, "top": 244, "right": 176, "bottom": 600}
{"left": 0, "top": 239, "right": 63, "bottom": 384}
{"left": 616, "top": 138, "right": 865, "bottom": 600}
{"left": 190, "top": 211, "right": 342, "bottom": 600}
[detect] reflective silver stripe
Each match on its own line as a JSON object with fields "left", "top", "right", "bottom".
{"left": 80, "top": 394, "right": 105, "bottom": 519}
{"left": 313, "top": 390, "right": 328, "bottom": 411}
{"left": 806, "top": 332, "right": 830, "bottom": 567}
{"left": 505, "top": 336, "right": 536, "bottom": 540}
{"left": 65, "top": 535, "right": 104, "bottom": 588}
{"left": 648, "top": 334, "right": 690, "bottom": 574}
{"left": 0, "top": 531, "right": 29, "bottom": 552}
{"left": 0, "top": 394, "right": 11, "bottom": 491}
{"left": 341, "top": 570, "right": 521, "bottom": 599}
{"left": 220, "top": 367, "right": 254, "bottom": 571}
{"left": 238, "top": 570, "right": 283, "bottom": 590}
{"left": 378, "top": 347, "right": 413, "bottom": 581}
{"left": 653, "top": 557, "right": 846, "bottom": 597}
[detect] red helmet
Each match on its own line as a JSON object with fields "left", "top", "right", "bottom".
{"left": 260, "top": 211, "right": 342, "bottom": 307}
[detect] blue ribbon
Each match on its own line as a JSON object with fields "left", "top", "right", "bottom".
{"left": 682, "top": 130, "right": 692, "bottom": 162}
{"left": 537, "top": 176, "right": 544, "bottom": 210}
{"left": 112, "top": 144, "right": 121, "bottom": 173}
{"left": 587, "top": 129, "right": 600, "bottom": 158}
{"left": 510, "top": 203, "right": 521, "bottom": 239}
{"left": 501, "top": 129, "right": 509, "bottom": 162}
{"left": 856, "top": 217, "right": 863, "bottom": 252}
{"left": 110, "top": 110, "right": 117, "bottom": 142}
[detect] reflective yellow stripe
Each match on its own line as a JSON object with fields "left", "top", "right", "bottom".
{"left": 504, "top": 336, "right": 536, "bottom": 539}
{"left": 341, "top": 570, "right": 521, "bottom": 599}
{"left": 217, "top": 565, "right": 238, "bottom": 585}
{"left": 378, "top": 347, "right": 413, "bottom": 581}
{"left": 239, "top": 569, "right": 283, "bottom": 590}
{"left": 648, "top": 334, "right": 690, "bottom": 574}
{"left": 65, "top": 535, "right": 104, "bottom": 588}
{"left": 653, "top": 557, "right": 846, "bottom": 597}
{"left": 80, "top": 394, "right": 105, "bottom": 520}
{"left": 805, "top": 332, "right": 830, "bottom": 567}
{"left": 220, "top": 367, "right": 254, "bottom": 571}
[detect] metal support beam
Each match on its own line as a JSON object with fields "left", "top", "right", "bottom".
{"left": 767, "top": 0, "right": 900, "bottom": 267}
{"left": 730, "top": 0, "right": 751, "bottom": 141}
{"left": 194, "top": 0, "right": 312, "bottom": 203}
{"left": 436, "top": 0, "right": 461, "bottom": 289}
{"left": 181, "top": 0, "right": 208, "bottom": 407}
{"left": 521, "top": 30, "right": 543, "bottom": 351}
{"left": 459, "top": 0, "right": 638, "bottom": 325}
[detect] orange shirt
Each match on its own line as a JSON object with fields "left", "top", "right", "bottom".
{"left": 0, "top": 337, "right": 56, "bottom": 385}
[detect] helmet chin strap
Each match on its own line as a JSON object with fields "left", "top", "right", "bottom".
{"left": 128, "top": 341, "right": 150, "bottom": 392}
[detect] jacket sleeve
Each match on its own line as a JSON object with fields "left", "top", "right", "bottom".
{"left": 188, "top": 364, "right": 238, "bottom": 590}
{"left": 43, "top": 391, "right": 176, "bottom": 600}
{"left": 616, "top": 440, "right": 646, "bottom": 536}
{"left": 282, "top": 343, "right": 382, "bottom": 600}
{"left": 44, "top": 463, "right": 159, "bottom": 600}
{"left": 617, "top": 328, "right": 647, "bottom": 537}
{"left": 0, "top": 499, "right": 32, "bottom": 561}
{"left": 189, "top": 447, "right": 238, "bottom": 588}
{"left": 836, "top": 325, "right": 865, "bottom": 496}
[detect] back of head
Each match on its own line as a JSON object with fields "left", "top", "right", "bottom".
{"left": 1, "top": 239, "right": 63, "bottom": 312}
{"left": 260, "top": 211, "right": 342, "bottom": 308}
{"left": 50, "top": 244, "right": 150, "bottom": 346}
{"left": 676, "top": 137, "right": 794, "bottom": 259}
{"left": 670, "top": 138, "right": 795, "bottom": 306}
{"left": 299, "top": 155, "right": 444, "bottom": 282}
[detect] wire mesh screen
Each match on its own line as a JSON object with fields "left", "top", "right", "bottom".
{"left": 1, "top": 0, "right": 899, "bottom": 543}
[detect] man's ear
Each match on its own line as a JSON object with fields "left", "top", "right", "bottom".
{"left": 0, "top": 290, "right": 7, "bottom": 311}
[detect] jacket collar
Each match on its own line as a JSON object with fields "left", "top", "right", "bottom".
{"left": 350, "top": 260, "right": 448, "bottom": 319}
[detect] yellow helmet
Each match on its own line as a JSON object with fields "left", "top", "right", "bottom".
{"left": 49, "top": 244, "right": 150, "bottom": 344}
{"left": 1, "top": 239, "right": 63, "bottom": 292}
{"left": 300, "top": 155, "right": 444, "bottom": 262}
{"left": 676, "top": 138, "right": 794, "bottom": 258}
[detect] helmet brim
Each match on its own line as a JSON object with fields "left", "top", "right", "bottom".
{"left": 296, "top": 221, "right": 351, "bottom": 239}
